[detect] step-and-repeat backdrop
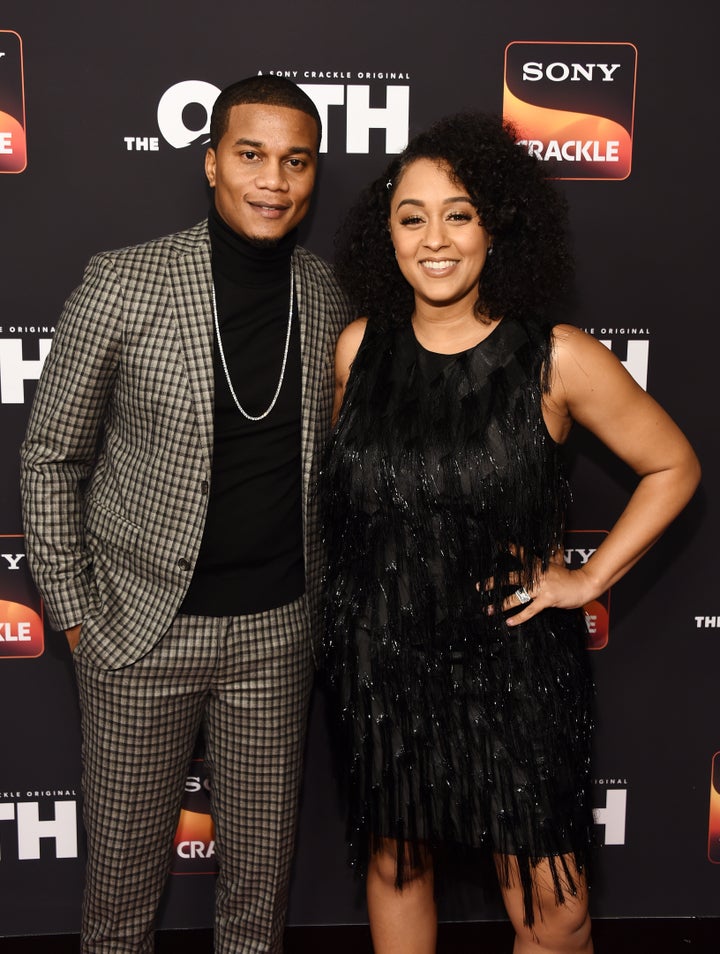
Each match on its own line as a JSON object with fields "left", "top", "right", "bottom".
{"left": 0, "top": 0, "right": 716, "bottom": 936}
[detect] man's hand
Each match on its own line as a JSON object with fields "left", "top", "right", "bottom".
{"left": 65, "top": 625, "right": 81, "bottom": 653}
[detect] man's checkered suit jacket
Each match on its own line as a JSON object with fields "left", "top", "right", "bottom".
{"left": 20, "top": 220, "right": 351, "bottom": 670}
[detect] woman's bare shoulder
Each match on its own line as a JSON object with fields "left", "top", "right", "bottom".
{"left": 336, "top": 317, "right": 369, "bottom": 368}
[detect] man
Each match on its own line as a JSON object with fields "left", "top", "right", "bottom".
{"left": 20, "top": 75, "right": 351, "bottom": 953}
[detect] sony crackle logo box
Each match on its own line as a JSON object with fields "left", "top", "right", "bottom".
{"left": 503, "top": 41, "right": 637, "bottom": 180}
{"left": 0, "top": 30, "right": 27, "bottom": 174}
{"left": 0, "top": 536, "right": 44, "bottom": 659}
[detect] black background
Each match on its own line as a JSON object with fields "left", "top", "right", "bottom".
{"left": 0, "top": 0, "right": 717, "bottom": 937}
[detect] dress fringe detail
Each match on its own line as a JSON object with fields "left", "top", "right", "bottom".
{"left": 321, "top": 318, "right": 594, "bottom": 927}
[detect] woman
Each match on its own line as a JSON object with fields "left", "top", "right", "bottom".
{"left": 322, "top": 113, "right": 700, "bottom": 954}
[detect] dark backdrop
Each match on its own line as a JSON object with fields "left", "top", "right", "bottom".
{"left": 0, "top": 0, "right": 717, "bottom": 937}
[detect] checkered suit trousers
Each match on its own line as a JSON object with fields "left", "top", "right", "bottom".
{"left": 74, "top": 596, "right": 313, "bottom": 954}
{"left": 20, "top": 220, "right": 352, "bottom": 951}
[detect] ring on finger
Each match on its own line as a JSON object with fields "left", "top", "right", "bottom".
{"left": 514, "top": 586, "right": 532, "bottom": 605}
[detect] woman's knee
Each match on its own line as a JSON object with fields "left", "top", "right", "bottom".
{"left": 517, "top": 897, "right": 591, "bottom": 949}
{"left": 498, "top": 852, "right": 591, "bottom": 948}
{"left": 368, "top": 839, "right": 432, "bottom": 890}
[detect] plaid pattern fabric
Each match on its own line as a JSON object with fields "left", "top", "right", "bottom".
{"left": 20, "top": 220, "right": 352, "bottom": 950}
{"left": 74, "top": 597, "right": 313, "bottom": 954}
{"left": 20, "top": 220, "right": 352, "bottom": 669}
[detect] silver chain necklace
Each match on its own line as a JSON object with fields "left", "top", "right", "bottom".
{"left": 211, "top": 265, "right": 294, "bottom": 421}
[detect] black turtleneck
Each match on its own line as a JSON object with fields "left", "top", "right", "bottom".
{"left": 180, "top": 206, "right": 304, "bottom": 616}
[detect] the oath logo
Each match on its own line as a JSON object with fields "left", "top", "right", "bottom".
{"left": 0, "top": 536, "right": 44, "bottom": 658}
{"left": 695, "top": 616, "right": 720, "bottom": 629}
{"left": 0, "top": 798, "right": 78, "bottom": 860}
{"left": 172, "top": 758, "right": 217, "bottom": 875}
{"left": 592, "top": 778, "right": 628, "bottom": 846}
{"left": 503, "top": 41, "right": 637, "bottom": 180}
{"left": 0, "top": 30, "right": 26, "bottom": 173}
{"left": 708, "top": 752, "right": 720, "bottom": 863}
{"left": 0, "top": 335, "right": 53, "bottom": 404}
{"left": 124, "top": 69, "right": 410, "bottom": 156}
{"left": 564, "top": 530, "right": 609, "bottom": 649}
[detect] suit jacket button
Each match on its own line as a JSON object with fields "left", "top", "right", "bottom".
{"left": 177, "top": 558, "right": 191, "bottom": 571}
{"left": 200, "top": 480, "right": 209, "bottom": 495}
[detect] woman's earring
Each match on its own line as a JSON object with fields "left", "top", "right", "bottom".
{"left": 487, "top": 245, "right": 494, "bottom": 256}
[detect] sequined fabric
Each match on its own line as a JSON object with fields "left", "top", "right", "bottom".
{"left": 322, "top": 318, "right": 594, "bottom": 925}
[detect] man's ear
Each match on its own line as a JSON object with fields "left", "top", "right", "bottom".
{"left": 205, "top": 148, "right": 217, "bottom": 188}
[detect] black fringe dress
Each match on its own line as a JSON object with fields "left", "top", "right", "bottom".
{"left": 322, "top": 317, "right": 594, "bottom": 925}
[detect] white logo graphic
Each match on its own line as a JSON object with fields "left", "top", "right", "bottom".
{"left": 593, "top": 788, "right": 627, "bottom": 845}
{"left": 695, "top": 617, "right": 720, "bottom": 628}
{"left": 522, "top": 62, "right": 622, "bottom": 83}
{"left": 126, "top": 78, "right": 410, "bottom": 155}
{"left": 185, "top": 774, "right": 211, "bottom": 794}
{"left": 176, "top": 839, "right": 216, "bottom": 859}
{"left": 0, "top": 800, "right": 78, "bottom": 860}
{"left": 156, "top": 79, "right": 219, "bottom": 149}
{"left": 518, "top": 140, "right": 620, "bottom": 164}
{"left": 563, "top": 547, "right": 596, "bottom": 567}
{"left": 0, "top": 338, "right": 52, "bottom": 404}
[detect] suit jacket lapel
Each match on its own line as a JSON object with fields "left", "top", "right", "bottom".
{"left": 168, "top": 228, "right": 215, "bottom": 467}
{"left": 294, "top": 249, "right": 322, "bottom": 527}
{"left": 167, "top": 237, "right": 329, "bottom": 541}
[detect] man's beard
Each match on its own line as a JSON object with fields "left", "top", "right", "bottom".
{"left": 247, "top": 236, "right": 282, "bottom": 249}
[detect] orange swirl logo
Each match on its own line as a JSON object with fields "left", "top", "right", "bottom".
{"left": 503, "top": 41, "right": 637, "bottom": 181}
{"left": 171, "top": 759, "right": 217, "bottom": 874}
{"left": 0, "top": 31, "right": 27, "bottom": 174}
{"left": 0, "top": 599, "right": 44, "bottom": 658}
{"left": 708, "top": 753, "right": 720, "bottom": 863}
{"left": 584, "top": 598, "right": 609, "bottom": 651}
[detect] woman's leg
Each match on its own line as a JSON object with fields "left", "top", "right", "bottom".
{"left": 497, "top": 853, "right": 593, "bottom": 954}
{"left": 366, "top": 839, "right": 437, "bottom": 954}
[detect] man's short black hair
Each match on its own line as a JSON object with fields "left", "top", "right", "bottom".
{"left": 209, "top": 75, "right": 322, "bottom": 150}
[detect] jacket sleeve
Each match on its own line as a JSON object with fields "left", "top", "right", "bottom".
{"left": 20, "top": 252, "right": 124, "bottom": 631}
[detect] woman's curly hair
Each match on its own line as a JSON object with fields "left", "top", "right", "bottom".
{"left": 334, "top": 111, "right": 575, "bottom": 331}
